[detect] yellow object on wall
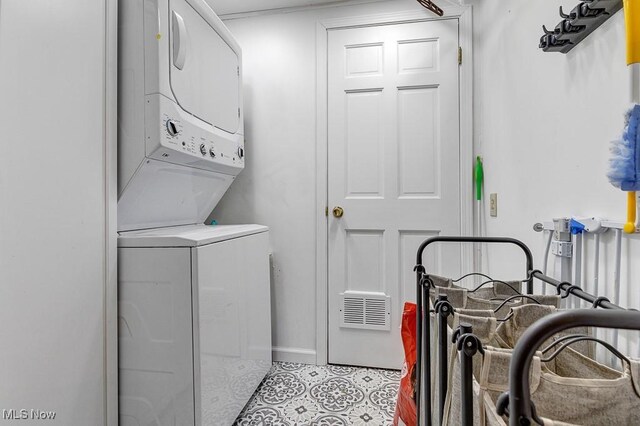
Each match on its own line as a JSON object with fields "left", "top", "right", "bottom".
{"left": 625, "top": 191, "right": 637, "bottom": 233}
{"left": 624, "top": 0, "right": 640, "bottom": 64}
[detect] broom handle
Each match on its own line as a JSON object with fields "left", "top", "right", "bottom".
{"left": 626, "top": 0, "right": 640, "bottom": 102}
{"left": 625, "top": 1, "right": 639, "bottom": 233}
{"left": 625, "top": 191, "right": 637, "bottom": 234}
{"left": 626, "top": 46, "right": 637, "bottom": 236}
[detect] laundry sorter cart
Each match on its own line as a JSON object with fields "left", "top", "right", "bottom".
{"left": 413, "top": 236, "right": 640, "bottom": 426}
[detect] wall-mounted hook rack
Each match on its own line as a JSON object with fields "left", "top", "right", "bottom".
{"left": 539, "top": 0, "right": 623, "bottom": 54}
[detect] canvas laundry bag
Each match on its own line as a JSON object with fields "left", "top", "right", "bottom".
{"left": 441, "top": 313, "right": 500, "bottom": 426}
{"left": 424, "top": 275, "right": 491, "bottom": 423}
{"left": 442, "top": 305, "right": 607, "bottom": 426}
{"left": 494, "top": 304, "right": 594, "bottom": 359}
{"left": 430, "top": 284, "right": 561, "bottom": 318}
{"left": 425, "top": 276, "right": 558, "bottom": 425}
{"left": 480, "top": 346, "right": 640, "bottom": 426}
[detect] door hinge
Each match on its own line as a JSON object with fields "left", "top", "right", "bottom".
{"left": 237, "top": 66, "right": 240, "bottom": 76}
{"left": 458, "top": 46, "right": 463, "bottom": 65}
{"left": 325, "top": 206, "right": 329, "bottom": 217}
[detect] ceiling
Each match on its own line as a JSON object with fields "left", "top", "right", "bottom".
{"left": 205, "top": 0, "right": 355, "bottom": 16}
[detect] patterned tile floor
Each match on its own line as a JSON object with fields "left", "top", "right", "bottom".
{"left": 234, "top": 362, "right": 400, "bottom": 426}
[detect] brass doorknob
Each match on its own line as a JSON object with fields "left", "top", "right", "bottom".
{"left": 333, "top": 206, "right": 345, "bottom": 218}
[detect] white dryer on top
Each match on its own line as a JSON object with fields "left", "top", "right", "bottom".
{"left": 118, "top": 0, "right": 245, "bottom": 232}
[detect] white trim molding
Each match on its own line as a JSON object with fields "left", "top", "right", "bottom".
{"left": 457, "top": 5, "right": 474, "bottom": 278}
{"left": 315, "top": 5, "right": 474, "bottom": 365}
{"left": 105, "top": 0, "right": 119, "bottom": 424}
{"left": 220, "top": 0, "right": 386, "bottom": 20}
{"left": 315, "top": 20, "right": 330, "bottom": 366}
{"left": 273, "top": 346, "right": 318, "bottom": 364}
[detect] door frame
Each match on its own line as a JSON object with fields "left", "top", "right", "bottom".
{"left": 315, "top": 4, "right": 474, "bottom": 365}
{"left": 106, "top": 0, "right": 119, "bottom": 423}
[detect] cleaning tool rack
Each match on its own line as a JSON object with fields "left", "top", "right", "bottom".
{"left": 539, "top": 0, "right": 623, "bottom": 53}
{"left": 414, "top": 235, "right": 636, "bottom": 426}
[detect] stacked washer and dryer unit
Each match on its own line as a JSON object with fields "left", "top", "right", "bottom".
{"left": 117, "top": 0, "right": 272, "bottom": 425}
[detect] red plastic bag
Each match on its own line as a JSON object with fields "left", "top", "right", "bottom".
{"left": 394, "top": 302, "right": 417, "bottom": 426}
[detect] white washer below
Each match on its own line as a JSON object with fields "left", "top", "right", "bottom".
{"left": 118, "top": 224, "right": 272, "bottom": 426}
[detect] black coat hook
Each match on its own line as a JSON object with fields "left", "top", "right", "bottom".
{"left": 541, "top": 0, "right": 623, "bottom": 53}
{"left": 559, "top": 6, "right": 573, "bottom": 19}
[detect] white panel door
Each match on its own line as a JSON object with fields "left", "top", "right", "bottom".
{"left": 328, "top": 20, "right": 461, "bottom": 369}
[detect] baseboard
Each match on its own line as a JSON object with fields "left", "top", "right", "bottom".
{"left": 272, "top": 346, "right": 317, "bottom": 365}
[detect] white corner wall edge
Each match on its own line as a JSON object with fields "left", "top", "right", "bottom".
{"left": 273, "top": 346, "right": 318, "bottom": 364}
{"left": 0, "top": 0, "right": 118, "bottom": 424}
{"left": 106, "top": 0, "right": 119, "bottom": 423}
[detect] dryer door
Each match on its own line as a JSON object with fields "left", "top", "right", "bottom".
{"left": 169, "top": 0, "right": 241, "bottom": 134}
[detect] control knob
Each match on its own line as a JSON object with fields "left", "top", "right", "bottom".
{"left": 166, "top": 120, "right": 178, "bottom": 136}
{"left": 237, "top": 147, "right": 245, "bottom": 159}
{"left": 199, "top": 144, "right": 207, "bottom": 156}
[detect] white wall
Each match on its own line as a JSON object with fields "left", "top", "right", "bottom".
{"left": 0, "top": 1, "right": 117, "bottom": 424}
{"left": 471, "top": 0, "right": 628, "bottom": 267}
{"left": 214, "top": 0, "right": 640, "bottom": 362}
{"left": 211, "top": 0, "right": 424, "bottom": 363}
{"left": 469, "top": 0, "right": 640, "bottom": 355}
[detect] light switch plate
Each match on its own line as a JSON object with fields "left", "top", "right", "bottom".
{"left": 490, "top": 193, "right": 498, "bottom": 217}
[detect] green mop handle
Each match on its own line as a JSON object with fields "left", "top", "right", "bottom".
{"left": 475, "top": 156, "right": 484, "bottom": 201}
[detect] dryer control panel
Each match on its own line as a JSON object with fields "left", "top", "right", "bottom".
{"left": 145, "top": 94, "right": 244, "bottom": 176}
